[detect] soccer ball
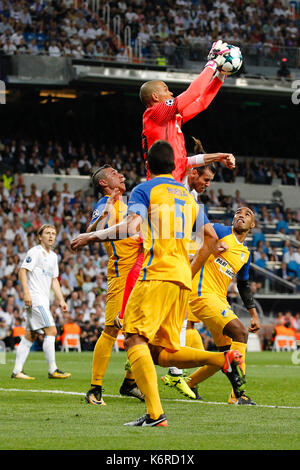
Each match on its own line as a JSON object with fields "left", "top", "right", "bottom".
{"left": 219, "top": 45, "right": 243, "bottom": 76}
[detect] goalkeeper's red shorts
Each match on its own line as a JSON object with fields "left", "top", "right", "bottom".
{"left": 119, "top": 251, "right": 144, "bottom": 319}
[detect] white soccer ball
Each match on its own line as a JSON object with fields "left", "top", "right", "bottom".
{"left": 219, "top": 45, "right": 243, "bottom": 76}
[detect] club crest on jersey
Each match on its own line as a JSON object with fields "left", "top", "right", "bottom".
{"left": 241, "top": 253, "right": 245, "bottom": 261}
{"left": 165, "top": 99, "right": 174, "bottom": 106}
{"left": 25, "top": 256, "right": 32, "bottom": 263}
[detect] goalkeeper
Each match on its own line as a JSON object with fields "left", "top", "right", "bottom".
{"left": 140, "top": 40, "right": 234, "bottom": 182}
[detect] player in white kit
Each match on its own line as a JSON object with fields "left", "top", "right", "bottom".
{"left": 11, "top": 224, "right": 71, "bottom": 380}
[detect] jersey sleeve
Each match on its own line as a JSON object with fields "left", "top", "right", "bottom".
{"left": 237, "top": 252, "right": 251, "bottom": 282}
{"left": 21, "top": 247, "right": 37, "bottom": 272}
{"left": 89, "top": 196, "right": 109, "bottom": 226}
{"left": 146, "top": 98, "right": 179, "bottom": 126}
{"left": 127, "top": 184, "right": 150, "bottom": 221}
{"left": 53, "top": 254, "right": 59, "bottom": 278}
{"left": 193, "top": 202, "right": 210, "bottom": 233}
{"left": 211, "top": 223, "right": 232, "bottom": 240}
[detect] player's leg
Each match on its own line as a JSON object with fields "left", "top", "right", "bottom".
{"left": 11, "top": 329, "right": 37, "bottom": 379}
{"left": 118, "top": 256, "right": 144, "bottom": 401}
{"left": 224, "top": 318, "right": 256, "bottom": 405}
{"left": 153, "top": 292, "right": 245, "bottom": 399}
{"left": 161, "top": 318, "right": 197, "bottom": 399}
{"left": 43, "top": 325, "right": 71, "bottom": 379}
{"left": 124, "top": 334, "right": 167, "bottom": 427}
{"left": 86, "top": 275, "right": 142, "bottom": 405}
{"left": 123, "top": 280, "right": 182, "bottom": 427}
{"left": 86, "top": 323, "right": 118, "bottom": 405}
{"left": 86, "top": 276, "right": 124, "bottom": 405}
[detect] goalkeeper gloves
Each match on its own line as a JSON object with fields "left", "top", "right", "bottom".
{"left": 207, "top": 40, "right": 230, "bottom": 60}
{"left": 205, "top": 40, "right": 229, "bottom": 71}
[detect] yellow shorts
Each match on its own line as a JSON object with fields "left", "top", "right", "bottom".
{"left": 105, "top": 275, "right": 127, "bottom": 326}
{"left": 188, "top": 294, "right": 237, "bottom": 347}
{"left": 123, "top": 280, "right": 190, "bottom": 351}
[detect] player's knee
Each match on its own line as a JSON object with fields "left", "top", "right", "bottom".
{"left": 224, "top": 319, "right": 248, "bottom": 344}
{"left": 104, "top": 325, "right": 119, "bottom": 338}
{"left": 44, "top": 326, "right": 57, "bottom": 337}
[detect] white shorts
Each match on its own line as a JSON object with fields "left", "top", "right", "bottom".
{"left": 25, "top": 305, "right": 55, "bottom": 332}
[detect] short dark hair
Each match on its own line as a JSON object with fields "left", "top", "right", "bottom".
{"left": 91, "top": 164, "right": 111, "bottom": 196}
{"left": 147, "top": 140, "right": 175, "bottom": 175}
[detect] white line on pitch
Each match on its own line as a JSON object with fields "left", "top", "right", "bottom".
{"left": 1, "top": 388, "right": 300, "bottom": 410}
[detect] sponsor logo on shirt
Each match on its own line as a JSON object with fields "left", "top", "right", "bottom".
{"left": 26, "top": 256, "right": 32, "bottom": 263}
{"left": 214, "top": 257, "right": 235, "bottom": 279}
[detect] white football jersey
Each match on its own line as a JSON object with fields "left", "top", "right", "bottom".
{"left": 21, "top": 244, "right": 59, "bottom": 307}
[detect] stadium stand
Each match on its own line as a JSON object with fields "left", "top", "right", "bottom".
{"left": 0, "top": 0, "right": 299, "bottom": 72}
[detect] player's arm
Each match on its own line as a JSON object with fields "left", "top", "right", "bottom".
{"left": 51, "top": 277, "right": 68, "bottom": 312}
{"left": 187, "top": 152, "right": 235, "bottom": 170}
{"left": 87, "top": 189, "right": 121, "bottom": 233}
{"left": 176, "top": 41, "right": 229, "bottom": 115}
{"left": 190, "top": 222, "right": 218, "bottom": 278}
{"left": 71, "top": 213, "right": 141, "bottom": 250}
{"left": 71, "top": 185, "right": 147, "bottom": 250}
{"left": 237, "top": 256, "right": 260, "bottom": 333}
{"left": 181, "top": 74, "right": 224, "bottom": 123}
{"left": 18, "top": 267, "right": 32, "bottom": 307}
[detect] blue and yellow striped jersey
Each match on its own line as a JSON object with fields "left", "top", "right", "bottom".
{"left": 127, "top": 174, "right": 205, "bottom": 290}
{"left": 90, "top": 196, "right": 141, "bottom": 279}
{"left": 193, "top": 223, "right": 251, "bottom": 299}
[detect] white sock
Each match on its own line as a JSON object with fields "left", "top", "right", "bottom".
{"left": 168, "top": 320, "right": 187, "bottom": 376}
{"left": 13, "top": 337, "right": 33, "bottom": 374}
{"left": 43, "top": 335, "right": 57, "bottom": 374}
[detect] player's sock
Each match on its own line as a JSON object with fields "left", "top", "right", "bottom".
{"left": 188, "top": 364, "right": 220, "bottom": 389}
{"left": 127, "top": 343, "right": 164, "bottom": 420}
{"left": 12, "top": 336, "right": 32, "bottom": 374}
{"left": 185, "top": 329, "right": 205, "bottom": 350}
{"left": 43, "top": 335, "right": 57, "bottom": 374}
{"left": 230, "top": 341, "right": 247, "bottom": 398}
{"left": 158, "top": 346, "right": 225, "bottom": 369}
{"left": 168, "top": 367, "right": 183, "bottom": 375}
{"left": 91, "top": 331, "right": 116, "bottom": 386}
{"left": 125, "top": 370, "right": 134, "bottom": 380}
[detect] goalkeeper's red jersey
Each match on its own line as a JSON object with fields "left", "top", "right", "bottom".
{"left": 141, "top": 66, "right": 223, "bottom": 182}
{"left": 142, "top": 98, "right": 186, "bottom": 182}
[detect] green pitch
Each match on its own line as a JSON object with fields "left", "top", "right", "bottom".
{"left": 0, "top": 351, "right": 299, "bottom": 450}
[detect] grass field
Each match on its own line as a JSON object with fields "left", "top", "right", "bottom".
{"left": 1, "top": 350, "right": 300, "bottom": 451}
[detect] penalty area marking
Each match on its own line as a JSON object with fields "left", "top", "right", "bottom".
{"left": 1, "top": 387, "right": 300, "bottom": 410}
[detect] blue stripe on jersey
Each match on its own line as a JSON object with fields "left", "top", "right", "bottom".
{"left": 38, "top": 305, "right": 51, "bottom": 327}
{"left": 197, "top": 265, "right": 205, "bottom": 297}
{"left": 110, "top": 240, "right": 120, "bottom": 278}
{"left": 142, "top": 215, "right": 155, "bottom": 281}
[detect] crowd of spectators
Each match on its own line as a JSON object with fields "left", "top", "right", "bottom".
{"left": 0, "top": 135, "right": 299, "bottom": 352}
{"left": 0, "top": 0, "right": 299, "bottom": 68}
{"left": 1, "top": 137, "right": 299, "bottom": 187}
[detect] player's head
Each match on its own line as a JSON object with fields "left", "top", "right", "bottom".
{"left": 91, "top": 165, "right": 126, "bottom": 196}
{"left": 188, "top": 136, "right": 215, "bottom": 193}
{"left": 147, "top": 140, "right": 175, "bottom": 176}
{"left": 38, "top": 224, "right": 57, "bottom": 250}
{"left": 140, "top": 80, "right": 173, "bottom": 107}
{"left": 232, "top": 207, "right": 255, "bottom": 234}
{"left": 188, "top": 165, "right": 216, "bottom": 194}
